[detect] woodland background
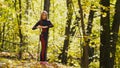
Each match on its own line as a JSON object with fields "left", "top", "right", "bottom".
{"left": 0, "top": 0, "right": 120, "bottom": 68}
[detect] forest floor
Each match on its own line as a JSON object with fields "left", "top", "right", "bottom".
{"left": 0, "top": 52, "right": 73, "bottom": 68}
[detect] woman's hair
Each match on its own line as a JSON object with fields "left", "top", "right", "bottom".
{"left": 40, "top": 11, "right": 48, "bottom": 20}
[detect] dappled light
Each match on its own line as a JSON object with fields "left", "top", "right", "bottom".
{"left": 0, "top": 0, "right": 120, "bottom": 68}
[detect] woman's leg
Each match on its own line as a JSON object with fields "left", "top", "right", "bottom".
{"left": 40, "top": 34, "right": 48, "bottom": 61}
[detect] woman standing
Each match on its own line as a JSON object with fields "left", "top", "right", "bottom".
{"left": 32, "top": 11, "right": 53, "bottom": 62}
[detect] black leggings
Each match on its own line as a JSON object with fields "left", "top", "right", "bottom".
{"left": 40, "top": 33, "right": 48, "bottom": 61}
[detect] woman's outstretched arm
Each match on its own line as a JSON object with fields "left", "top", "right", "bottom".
{"left": 32, "top": 21, "right": 40, "bottom": 30}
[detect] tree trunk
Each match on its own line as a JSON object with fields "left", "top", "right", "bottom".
{"left": 100, "top": 0, "right": 110, "bottom": 68}
{"left": 61, "top": 0, "right": 73, "bottom": 64}
{"left": 26, "top": 0, "right": 29, "bottom": 20}
{"left": 1, "top": 23, "right": 5, "bottom": 50}
{"left": 110, "top": 0, "right": 120, "bottom": 67}
{"left": 18, "top": 0, "right": 23, "bottom": 59}
{"left": 80, "top": 6, "right": 95, "bottom": 68}
{"left": 0, "top": 24, "right": 1, "bottom": 49}
{"left": 44, "top": 0, "right": 50, "bottom": 16}
{"left": 78, "top": 0, "right": 89, "bottom": 68}
{"left": 86, "top": 6, "right": 95, "bottom": 64}
{"left": 86, "top": 8, "right": 95, "bottom": 36}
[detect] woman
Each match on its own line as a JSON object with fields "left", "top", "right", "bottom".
{"left": 32, "top": 11, "right": 53, "bottom": 62}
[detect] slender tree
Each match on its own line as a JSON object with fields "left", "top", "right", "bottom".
{"left": 1, "top": 23, "right": 5, "bottom": 49}
{"left": 26, "top": 0, "right": 29, "bottom": 16}
{"left": 44, "top": 0, "right": 50, "bottom": 16}
{"left": 18, "top": 0, "right": 23, "bottom": 59}
{"left": 77, "top": 2, "right": 95, "bottom": 67}
{"left": 78, "top": 0, "right": 89, "bottom": 67}
{"left": 100, "top": 0, "right": 110, "bottom": 68}
{"left": 110, "top": 0, "right": 120, "bottom": 67}
{"left": 0, "top": 24, "right": 1, "bottom": 49}
{"left": 86, "top": 5, "right": 95, "bottom": 64}
{"left": 61, "top": 0, "right": 73, "bottom": 64}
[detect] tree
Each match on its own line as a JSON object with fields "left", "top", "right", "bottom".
{"left": 77, "top": 0, "right": 89, "bottom": 67}
{"left": 18, "top": 0, "right": 23, "bottom": 59}
{"left": 77, "top": 1, "right": 95, "bottom": 67}
{"left": 86, "top": 5, "right": 95, "bottom": 64}
{"left": 61, "top": 0, "right": 73, "bottom": 64}
{"left": 44, "top": 0, "right": 50, "bottom": 16}
{"left": 1, "top": 23, "right": 5, "bottom": 49}
{"left": 100, "top": 0, "right": 110, "bottom": 68}
{"left": 110, "top": 0, "right": 120, "bottom": 67}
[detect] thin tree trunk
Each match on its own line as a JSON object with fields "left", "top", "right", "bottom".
{"left": 100, "top": 0, "right": 110, "bottom": 68}
{"left": 78, "top": 0, "right": 85, "bottom": 35}
{"left": 61, "top": 0, "right": 73, "bottom": 64}
{"left": 1, "top": 23, "right": 5, "bottom": 50}
{"left": 86, "top": 6, "right": 95, "bottom": 64}
{"left": 12, "top": 33, "right": 15, "bottom": 49}
{"left": 80, "top": 7, "right": 95, "bottom": 68}
{"left": 110, "top": 0, "right": 120, "bottom": 67}
{"left": 26, "top": 0, "right": 29, "bottom": 22}
{"left": 78, "top": 0, "right": 89, "bottom": 68}
{"left": 44, "top": 0, "right": 50, "bottom": 16}
{"left": 18, "top": 0, "right": 23, "bottom": 59}
{"left": 0, "top": 24, "right": 1, "bottom": 49}
{"left": 26, "top": 0, "right": 29, "bottom": 15}
{"left": 86, "top": 7, "right": 95, "bottom": 36}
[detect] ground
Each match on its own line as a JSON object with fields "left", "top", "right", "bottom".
{"left": 0, "top": 52, "right": 73, "bottom": 68}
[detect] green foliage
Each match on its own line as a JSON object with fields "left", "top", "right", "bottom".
{"left": 0, "top": 0, "right": 119, "bottom": 67}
